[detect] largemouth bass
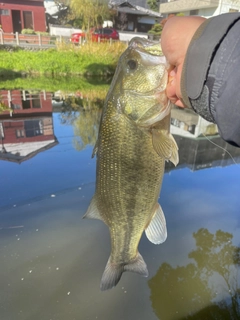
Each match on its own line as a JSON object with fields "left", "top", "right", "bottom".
{"left": 84, "top": 37, "right": 179, "bottom": 291}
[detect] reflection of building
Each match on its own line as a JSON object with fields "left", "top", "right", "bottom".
{"left": 170, "top": 106, "right": 218, "bottom": 138}
{"left": 165, "top": 135, "right": 240, "bottom": 172}
{"left": 0, "top": 90, "right": 58, "bottom": 163}
{"left": 167, "top": 107, "right": 240, "bottom": 171}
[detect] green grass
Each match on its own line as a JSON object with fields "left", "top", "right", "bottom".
{"left": 0, "top": 41, "right": 127, "bottom": 76}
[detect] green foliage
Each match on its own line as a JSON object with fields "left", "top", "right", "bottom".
{"left": 72, "top": 18, "right": 84, "bottom": 28}
{"left": 147, "top": 0, "right": 160, "bottom": 12}
{"left": 35, "top": 31, "right": 50, "bottom": 36}
{"left": 0, "top": 75, "right": 110, "bottom": 93}
{"left": 21, "top": 29, "right": 36, "bottom": 35}
{"left": 176, "top": 12, "right": 185, "bottom": 16}
{"left": 70, "top": 0, "right": 110, "bottom": 30}
{"left": 148, "top": 23, "right": 163, "bottom": 35}
{"left": 0, "top": 41, "right": 127, "bottom": 77}
{"left": 0, "top": 98, "right": 9, "bottom": 114}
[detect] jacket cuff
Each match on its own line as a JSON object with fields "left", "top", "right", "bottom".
{"left": 181, "top": 13, "right": 240, "bottom": 124}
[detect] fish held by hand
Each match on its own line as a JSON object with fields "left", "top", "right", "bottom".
{"left": 84, "top": 37, "right": 179, "bottom": 291}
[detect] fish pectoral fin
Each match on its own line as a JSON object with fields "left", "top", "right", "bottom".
{"left": 145, "top": 203, "right": 167, "bottom": 244}
{"left": 82, "top": 195, "right": 103, "bottom": 221}
{"left": 100, "top": 253, "right": 148, "bottom": 291}
{"left": 152, "top": 129, "right": 179, "bottom": 166}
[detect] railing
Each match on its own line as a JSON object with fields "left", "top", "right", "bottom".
{"left": 0, "top": 32, "right": 66, "bottom": 48}
{"left": 1, "top": 90, "right": 52, "bottom": 107}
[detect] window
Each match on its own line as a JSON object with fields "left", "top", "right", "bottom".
{"left": 190, "top": 9, "right": 199, "bottom": 15}
{"left": 103, "top": 29, "right": 112, "bottom": 35}
{"left": 0, "top": 9, "right": 10, "bottom": 16}
{"left": 11, "top": 103, "right": 21, "bottom": 110}
{"left": 23, "top": 11, "right": 33, "bottom": 29}
{"left": 16, "top": 129, "right": 25, "bottom": 138}
{"left": 24, "top": 120, "right": 43, "bottom": 137}
{"left": 31, "top": 94, "right": 41, "bottom": 108}
{"left": 0, "top": 123, "right": 4, "bottom": 139}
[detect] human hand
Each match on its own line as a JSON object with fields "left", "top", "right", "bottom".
{"left": 161, "top": 16, "right": 206, "bottom": 107}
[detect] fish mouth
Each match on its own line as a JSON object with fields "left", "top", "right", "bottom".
{"left": 129, "top": 37, "right": 165, "bottom": 56}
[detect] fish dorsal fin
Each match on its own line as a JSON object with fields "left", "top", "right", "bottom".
{"left": 152, "top": 129, "right": 179, "bottom": 166}
{"left": 100, "top": 253, "right": 148, "bottom": 291}
{"left": 145, "top": 203, "right": 167, "bottom": 244}
{"left": 91, "top": 139, "right": 98, "bottom": 158}
{"left": 82, "top": 196, "right": 103, "bottom": 221}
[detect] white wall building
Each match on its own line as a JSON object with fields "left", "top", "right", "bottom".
{"left": 160, "top": 0, "right": 240, "bottom": 18}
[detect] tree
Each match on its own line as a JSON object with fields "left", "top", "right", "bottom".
{"left": 70, "top": 0, "right": 110, "bottom": 30}
{"left": 149, "top": 228, "right": 240, "bottom": 320}
{"left": 147, "top": 0, "right": 160, "bottom": 12}
{"left": 117, "top": 12, "right": 128, "bottom": 31}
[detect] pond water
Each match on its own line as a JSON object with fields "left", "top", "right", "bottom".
{"left": 1, "top": 87, "right": 240, "bottom": 320}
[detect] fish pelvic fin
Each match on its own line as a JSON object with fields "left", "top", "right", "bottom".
{"left": 100, "top": 253, "right": 148, "bottom": 291}
{"left": 152, "top": 129, "right": 179, "bottom": 166}
{"left": 83, "top": 195, "right": 103, "bottom": 221}
{"left": 145, "top": 203, "right": 167, "bottom": 244}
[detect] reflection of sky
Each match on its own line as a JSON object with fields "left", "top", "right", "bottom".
{"left": 1, "top": 110, "right": 240, "bottom": 320}
{"left": 0, "top": 113, "right": 96, "bottom": 209}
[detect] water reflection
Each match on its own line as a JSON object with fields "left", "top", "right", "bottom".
{"left": 149, "top": 228, "right": 240, "bottom": 320}
{"left": 56, "top": 93, "right": 103, "bottom": 152}
{"left": 0, "top": 90, "right": 58, "bottom": 163}
{"left": 0, "top": 86, "right": 240, "bottom": 320}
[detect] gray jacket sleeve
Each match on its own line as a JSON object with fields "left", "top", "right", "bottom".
{"left": 181, "top": 13, "right": 240, "bottom": 147}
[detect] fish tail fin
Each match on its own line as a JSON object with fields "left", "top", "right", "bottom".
{"left": 100, "top": 253, "right": 148, "bottom": 291}
{"left": 100, "top": 258, "right": 124, "bottom": 291}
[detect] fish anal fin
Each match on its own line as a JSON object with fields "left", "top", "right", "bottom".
{"left": 152, "top": 129, "right": 179, "bottom": 166}
{"left": 100, "top": 253, "right": 148, "bottom": 291}
{"left": 145, "top": 203, "right": 167, "bottom": 244}
{"left": 83, "top": 195, "right": 103, "bottom": 221}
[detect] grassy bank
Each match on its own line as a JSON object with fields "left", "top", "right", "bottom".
{"left": 0, "top": 75, "right": 111, "bottom": 93}
{"left": 0, "top": 41, "right": 127, "bottom": 77}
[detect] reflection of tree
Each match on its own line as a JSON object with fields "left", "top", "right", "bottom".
{"left": 149, "top": 228, "right": 240, "bottom": 320}
{"left": 73, "top": 107, "right": 101, "bottom": 151}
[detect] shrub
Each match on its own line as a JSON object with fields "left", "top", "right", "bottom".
{"left": 148, "top": 23, "right": 163, "bottom": 35}
{"left": 35, "top": 31, "right": 50, "bottom": 36}
{"left": 21, "top": 29, "right": 36, "bottom": 35}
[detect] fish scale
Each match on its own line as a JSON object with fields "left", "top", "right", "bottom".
{"left": 84, "top": 37, "right": 179, "bottom": 291}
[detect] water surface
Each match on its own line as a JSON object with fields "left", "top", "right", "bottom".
{"left": 1, "top": 89, "right": 240, "bottom": 320}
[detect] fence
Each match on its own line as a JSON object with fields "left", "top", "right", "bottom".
{"left": 0, "top": 31, "right": 151, "bottom": 48}
{"left": 0, "top": 32, "right": 64, "bottom": 48}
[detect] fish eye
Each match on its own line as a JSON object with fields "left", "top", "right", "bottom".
{"left": 127, "top": 59, "right": 138, "bottom": 70}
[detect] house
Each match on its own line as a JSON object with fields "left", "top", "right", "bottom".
{"left": 0, "top": 90, "right": 58, "bottom": 163}
{"left": 109, "top": 0, "right": 162, "bottom": 32}
{"left": 159, "top": 0, "right": 240, "bottom": 18}
{"left": 0, "top": 0, "right": 46, "bottom": 33}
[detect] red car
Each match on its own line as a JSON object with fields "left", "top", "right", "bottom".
{"left": 70, "top": 28, "right": 119, "bottom": 43}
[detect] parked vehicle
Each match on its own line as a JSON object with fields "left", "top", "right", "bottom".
{"left": 70, "top": 28, "right": 119, "bottom": 43}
